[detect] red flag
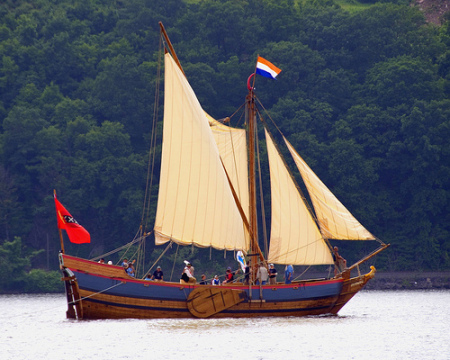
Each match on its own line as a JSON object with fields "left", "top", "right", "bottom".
{"left": 54, "top": 195, "right": 90, "bottom": 244}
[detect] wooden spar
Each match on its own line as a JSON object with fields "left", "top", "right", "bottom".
{"left": 220, "top": 158, "right": 264, "bottom": 264}
{"left": 58, "top": 229, "right": 65, "bottom": 254}
{"left": 54, "top": 189, "right": 65, "bottom": 254}
{"left": 159, "top": 22, "right": 185, "bottom": 75}
{"left": 347, "top": 243, "right": 390, "bottom": 272}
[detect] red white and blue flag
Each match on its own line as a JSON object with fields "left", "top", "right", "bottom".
{"left": 256, "top": 56, "right": 282, "bottom": 80}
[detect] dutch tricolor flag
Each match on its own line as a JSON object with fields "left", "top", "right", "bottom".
{"left": 256, "top": 56, "right": 282, "bottom": 80}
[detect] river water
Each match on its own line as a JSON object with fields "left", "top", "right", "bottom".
{"left": 1, "top": 290, "right": 448, "bottom": 360}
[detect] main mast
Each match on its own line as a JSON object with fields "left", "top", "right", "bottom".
{"left": 246, "top": 84, "right": 263, "bottom": 280}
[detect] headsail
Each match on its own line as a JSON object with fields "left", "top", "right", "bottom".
{"left": 154, "top": 53, "right": 249, "bottom": 251}
{"left": 284, "top": 137, "right": 375, "bottom": 240}
{"left": 266, "top": 129, "right": 333, "bottom": 265}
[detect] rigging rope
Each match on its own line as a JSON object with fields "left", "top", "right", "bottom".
{"left": 142, "top": 241, "right": 173, "bottom": 279}
{"left": 292, "top": 265, "right": 312, "bottom": 282}
{"left": 170, "top": 243, "right": 179, "bottom": 282}
{"left": 141, "top": 34, "right": 163, "bottom": 233}
{"left": 90, "top": 230, "right": 150, "bottom": 263}
{"left": 69, "top": 281, "right": 124, "bottom": 305}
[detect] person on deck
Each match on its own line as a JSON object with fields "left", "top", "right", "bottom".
{"left": 211, "top": 275, "right": 220, "bottom": 285}
{"left": 223, "top": 267, "right": 236, "bottom": 284}
{"left": 333, "top": 246, "right": 347, "bottom": 275}
{"left": 285, "top": 264, "right": 293, "bottom": 284}
{"left": 125, "top": 263, "right": 135, "bottom": 277}
{"left": 199, "top": 274, "right": 207, "bottom": 285}
{"left": 269, "top": 264, "right": 277, "bottom": 285}
{"left": 244, "top": 263, "right": 250, "bottom": 285}
{"left": 257, "top": 264, "right": 269, "bottom": 285}
{"left": 152, "top": 266, "right": 164, "bottom": 281}
{"left": 180, "top": 262, "right": 196, "bottom": 284}
{"left": 122, "top": 258, "right": 135, "bottom": 267}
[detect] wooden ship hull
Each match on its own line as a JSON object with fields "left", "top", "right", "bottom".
{"left": 60, "top": 254, "right": 376, "bottom": 320}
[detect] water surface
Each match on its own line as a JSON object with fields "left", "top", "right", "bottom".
{"left": 1, "top": 290, "right": 448, "bottom": 360}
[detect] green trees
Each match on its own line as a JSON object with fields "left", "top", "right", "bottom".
{"left": 363, "top": 56, "right": 443, "bottom": 108}
{"left": 0, "top": 236, "right": 61, "bottom": 292}
{"left": 0, "top": 0, "right": 449, "bottom": 289}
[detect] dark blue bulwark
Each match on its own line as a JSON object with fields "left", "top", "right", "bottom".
{"left": 74, "top": 271, "right": 194, "bottom": 301}
{"left": 74, "top": 270, "right": 342, "bottom": 305}
{"left": 247, "top": 281, "right": 342, "bottom": 302}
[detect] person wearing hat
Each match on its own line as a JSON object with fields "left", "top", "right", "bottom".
{"left": 269, "top": 264, "right": 277, "bottom": 285}
{"left": 211, "top": 275, "right": 220, "bottom": 286}
{"left": 180, "top": 262, "right": 196, "bottom": 284}
{"left": 152, "top": 266, "right": 164, "bottom": 281}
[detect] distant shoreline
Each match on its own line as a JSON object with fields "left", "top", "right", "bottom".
{"left": 364, "top": 271, "right": 450, "bottom": 290}
{"left": 299, "top": 271, "right": 450, "bottom": 290}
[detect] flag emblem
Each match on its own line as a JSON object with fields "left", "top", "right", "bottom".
{"left": 54, "top": 194, "right": 91, "bottom": 244}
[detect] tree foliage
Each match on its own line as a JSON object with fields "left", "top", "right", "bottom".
{"left": 0, "top": 0, "right": 449, "bottom": 292}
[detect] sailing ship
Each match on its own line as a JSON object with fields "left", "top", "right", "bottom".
{"left": 58, "top": 23, "right": 389, "bottom": 320}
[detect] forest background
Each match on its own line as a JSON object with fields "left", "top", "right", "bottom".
{"left": 0, "top": 0, "right": 449, "bottom": 292}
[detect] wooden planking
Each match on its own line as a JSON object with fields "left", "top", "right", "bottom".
{"left": 187, "top": 287, "right": 247, "bottom": 318}
{"left": 76, "top": 287, "right": 339, "bottom": 319}
{"left": 329, "top": 266, "right": 376, "bottom": 314}
{"left": 62, "top": 254, "right": 130, "bottom": 279}
{"left": 78, "top": 288, "right": 190, "bottom": 319}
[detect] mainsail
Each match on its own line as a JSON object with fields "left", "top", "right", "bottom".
{"left": 154, "top": 53, "right": 249, "bottom": 251}
{"left": 284, "top": 137, "right": 375, "bottom": 241}
{"left": 266, "top": 129, "right": 333, "bottom": 265}
{"left": 206, "top": 113, "right": 250, "bottom": 221}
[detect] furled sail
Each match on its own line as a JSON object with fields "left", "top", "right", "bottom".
{"left": 284, "top": 137, "right": 375, "bottom": 240}
{"left": 206, "top": 113, "right": 249, "bottom": 221}
{"left": 154, "top": 53, "right": 249, "bottom": 251}
{"left": 266, "top": 129, "right": 333, "bottom": 265}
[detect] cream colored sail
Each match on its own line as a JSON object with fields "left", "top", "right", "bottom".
{"left": 284, "top": 137, "right": 375, "bottom": 240}
{"left": 154, "top": 53, "right": 249, "bottom": 251}
{"left": 266, "top": 130, "right": 333, "bottom": 265}
{"left": 206, "top": 113, "right": 249, "bottom": 220}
